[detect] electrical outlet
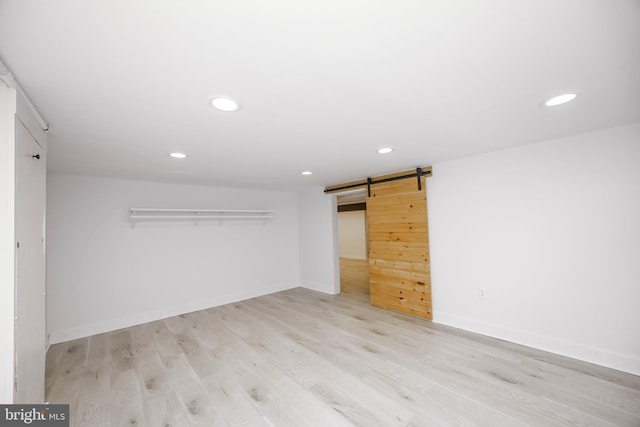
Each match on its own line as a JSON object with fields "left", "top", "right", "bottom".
{"left": 478, "top": 288, "right": 487, "bottom": 299}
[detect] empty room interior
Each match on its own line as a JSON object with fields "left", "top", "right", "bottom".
{"left": 2, "top": 1, "right": 640, "bottom": 425}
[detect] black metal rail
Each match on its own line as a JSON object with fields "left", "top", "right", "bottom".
{"left": 325, "top": 167, "right": 432, "bottom": 196}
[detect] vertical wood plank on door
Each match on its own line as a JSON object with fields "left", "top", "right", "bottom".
{"left": 367, "top": 177, "right": 432, "bottom": 319}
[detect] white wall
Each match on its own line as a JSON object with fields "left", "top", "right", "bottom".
{"left": 338, "top": 210, "right": 367, "bottom": 259}
{"left": 47, "top": 175, "right": 300, "bottom": 343}
{"left": 428, "top": 122, "right": 640, "bottom": 375}
{"left": 298, "top": 187, "right": 340, "bottom": 294}
{"left": 0, "top": 82, "right": 17, "bottom": 403}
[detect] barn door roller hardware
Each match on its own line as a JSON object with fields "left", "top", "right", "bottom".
{"left": 324, "top": 166, "right": 432, "bottom": 194}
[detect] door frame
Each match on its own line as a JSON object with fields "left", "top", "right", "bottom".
{"left": 325, "top": 168, "right": 432, "bottom": 302}
{"left": 334, "top": 189, "right": 368, "bottom": 294}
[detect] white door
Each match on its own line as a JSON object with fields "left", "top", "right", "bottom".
{"left": 14, "top": 118, "right": 46, "bottom": 403}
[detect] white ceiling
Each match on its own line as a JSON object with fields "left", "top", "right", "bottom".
{"left": 1, "top": 0, "right": 639, "bottom": 190}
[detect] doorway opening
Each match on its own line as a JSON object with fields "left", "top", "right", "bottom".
{"left": 326, "top": 166, "right": 433, "bottom": 319}
{"left": 336, "top": 190, "right": 369, "bottom": 299}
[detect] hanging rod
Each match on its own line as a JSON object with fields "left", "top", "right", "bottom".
{"left": 130, "top": 208, "right": 277, "bottom": 214}
{"left": 129, "top": 208, "right": 276, "bottom": 224}
{"left": 130, "top": 215, "right": 274, "bottom": 220}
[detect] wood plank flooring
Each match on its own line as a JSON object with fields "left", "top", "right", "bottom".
{"left": 46, "top": 285, "right": 640, "bottom": 426}
{"left": 339, "top": 257, "right": 369, "bottom": 296}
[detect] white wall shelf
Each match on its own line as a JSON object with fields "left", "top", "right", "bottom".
{"left": 129, "top": 208, "right": 276, "bottom": 225}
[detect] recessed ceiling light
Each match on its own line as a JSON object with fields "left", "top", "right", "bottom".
{"left": 210, "top": 96, "right": 241, "bottom": 112}
{"left": 544, "top": 93, "right": 576, "bottom": 107}
{"left": 377, "top": 147, "right": 393, "bottom": 154}
{"left": 169, "top": 152, "right": 187, "bottom": 159}
{"left": 302, "top": 171, "right": 313, "bottom": 175}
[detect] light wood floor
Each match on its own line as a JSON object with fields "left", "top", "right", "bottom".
{"left": 46, "top": 284, "right": 640, "bottom": 426}
{"left": 339, "top": 257, "right": 369, "bottom": 296}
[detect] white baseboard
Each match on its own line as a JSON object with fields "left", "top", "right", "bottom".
{"left": 434, "top": 311, "right": 640, "bottom": 376}
{"left": 301, "top": 280, "right": 338, "bottom": 295}
{"left": 48, "top": 281, "right": 299, "bottom": 344}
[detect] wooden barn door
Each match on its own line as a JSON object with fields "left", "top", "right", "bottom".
{"left": 366, "top": 174, "right": 431, "bottom": 319}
